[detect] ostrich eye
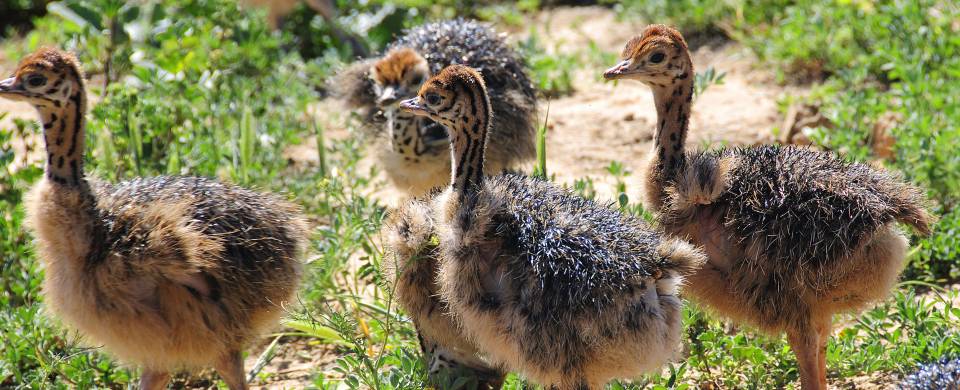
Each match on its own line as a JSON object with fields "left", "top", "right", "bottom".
{"left": 650, "top": 52, "right": 665, "bottom": 64}
{"left": 26, "top": 74, "right": 47, "bottom": 87}
{"left": 425, "top": 93, "right": 441, "bottom": 106}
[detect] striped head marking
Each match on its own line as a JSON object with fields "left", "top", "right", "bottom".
{"left": 603, "top": 24, "right": 691, "bottom": 86}
{"left": 397, "top": 65, "right": 488, "bottom": 130}
{"left": 0, "top": 47, "right": 83, "bottom": 107}
{"left": 371, "top": 48, "right": 429, "bottom": 107}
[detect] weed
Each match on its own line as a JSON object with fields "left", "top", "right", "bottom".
{"left": 532, "top": 103, "right": 550, "bottom": 180}
{"left": 694, "top": 66, "right": 726, "bottom": 99}
{"left": 518, "top": 29, "right": 578, "bottom": 98}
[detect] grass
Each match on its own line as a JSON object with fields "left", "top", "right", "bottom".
{"left": 1, "top": 0, "right": 958, "bottom": 388}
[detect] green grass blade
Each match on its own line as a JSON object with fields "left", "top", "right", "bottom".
{"left": 314, "top": 115, "right": 327, "bottom": 177}
{"left": 533, "top": 101, "right": 550, "bottom": 179}
{"left": 282, "top": 319, "right": 355, "bottom": 348}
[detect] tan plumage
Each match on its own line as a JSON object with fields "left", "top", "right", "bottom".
{"left": 388, "top": 65, "right": 705, "bottom": 389}
{"left": 604, "top": 25, "right": 934, "bottom": 390}
{"left": 382, "top": 198, "right": 506, "bottom": 388}
{"left": 2, "top": 48, "right": 307, "bottom": 390}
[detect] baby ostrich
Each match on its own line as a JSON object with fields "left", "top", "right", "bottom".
{"left": 603, "top": 25, "right": 933, "bottom": 389}
{"left": 1, "top": 48, "right": 307, "bottom": 389}
{"left": 336, "top": 19, "right": 536, "bottom": 197}
{"left": 393, "top": 64, "right": 706, "bottom": 389}
{"left": 382, "top": 199, "right": 506, "bottom": 389}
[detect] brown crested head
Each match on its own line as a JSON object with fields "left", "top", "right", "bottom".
{"left": 620, "top": 24, "right": 687, "bottom": 60}
{"left": 0, "top": 47, "right": 85, "bottom": 105}
{"left": 370, "top": 48, "right": 430, "bottom": 106}
{"left": 398, "top": 64, "right": 488, "bottom": 129}
{"left": 603, "top": 24, "right": 692, "bottom": 85}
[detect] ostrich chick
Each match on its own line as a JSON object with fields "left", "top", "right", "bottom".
{"left": 336, "top": 19, "right": 536, "bottom": 197}
{"left": 394, "top": 65, "right": 706, "bottom": 389}
{"left": 603, "top": 25, "right": 934, "bottom": 389}
{"left": 383, "top": 199, "right": 506, "bottom": 389}
{"left": 1, "top": 48, "right": 307, "bottom": 389}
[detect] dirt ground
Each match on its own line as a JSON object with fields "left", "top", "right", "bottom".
{"left": 2, "top": 5, "right": 909, "bottom": 389}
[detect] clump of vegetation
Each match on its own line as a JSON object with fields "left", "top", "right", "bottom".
{"left": 0, "top": 0, "right": 51, "bottom": 37}
{"left": 518, "top": 30, "right": 578, "bottom": 97}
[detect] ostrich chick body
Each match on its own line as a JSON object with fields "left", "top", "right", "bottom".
{"left": 335, "top": 19, "right": 536, "bottom": 197}
{"left": 393, "top": 65, "right": 705, "bottom": 390}
{"left": 2, "top": 48, "right": 306, "bottom": 390}
{"left": 383, "top": 198, "right": 506, "bottom": 388}
{"left": 604, "top": 25, "right": 934, "bottom": 390}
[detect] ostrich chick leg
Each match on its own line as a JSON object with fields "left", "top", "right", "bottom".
{"left": 139, "top": 370, "right": 171, "bottom": 390}
{"left": 215, "top": 350, "right": 249, "bottom": 390}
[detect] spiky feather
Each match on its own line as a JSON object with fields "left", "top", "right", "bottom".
{"left": 437, "top": 173, "right": 704, "bottom": 387}
{"left": 665, "top": 145, "right": 932, "bottom": 269}
{"left": 488, "top": 174, "right": 683, "bottom": 312}
{"left": 900, "top": 357, "right": 960, "bottom": 390}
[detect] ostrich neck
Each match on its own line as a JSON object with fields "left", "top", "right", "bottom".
{"left": 35, "top": 79, "right": 104, "bottom": 267}
{"left": 650, "top": 70, "right": 694, "bottom": 184}
{"left": 448, "top": 95, "right": 490, "bottom": 198}
{"left": 38, "top": 86, "right": 87, "bottom": 187}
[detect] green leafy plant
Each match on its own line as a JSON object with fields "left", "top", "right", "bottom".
{"left": 518, "top": 29, "right": 578, "bottom": 98}
{"left": 694, "top": 66, "right": 726, "bottom": 99}
{"left": 47, "top": 0, "right": 140, "bottom": 89}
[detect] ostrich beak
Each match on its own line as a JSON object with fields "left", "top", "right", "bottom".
{"left": 0, "top": 77, "right": 25, "bottom": 96}
{"left": 399, "top": 97, "right": 429, "bottom": 116}
{"left": 603, "top": 60, "right": 633, "bottom": 80}
{"left": 377, "top": 86, "right": 399, "bottom": 106}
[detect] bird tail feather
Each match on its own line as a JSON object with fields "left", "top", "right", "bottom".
{"left": 657, "top": 237, "right": 707, "bottom": 277}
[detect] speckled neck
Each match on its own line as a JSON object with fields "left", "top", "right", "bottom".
{"left": 447, "top": 85, "right": 490, "bottom": 198}
{"left": 650, "top": 65, "right": 694, "bottom": 185}
{"left": 38, "top": 76, "right": 87, "bottom": 187}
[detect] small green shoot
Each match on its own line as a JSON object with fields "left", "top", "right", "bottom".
{"left": 694, "top": 66, "right": 726, "bottom": 100}
{"left": 532, "top": 102, "right": 550, "bottom": 180}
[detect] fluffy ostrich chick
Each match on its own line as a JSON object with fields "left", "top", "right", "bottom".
{"left": 336, "top": 19, "right": 536, "bottom": 197}
{"left": 1, "top": 48, "right": 307, "bottom": 390}
{"left": 603, "top": 25, "right": 933, "bottom": 389}
{"left": 390, "top": 64, "right": 706, "bottom": 390}
{"left": 382, "top": 198, "right": 507, "bottom": 389}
